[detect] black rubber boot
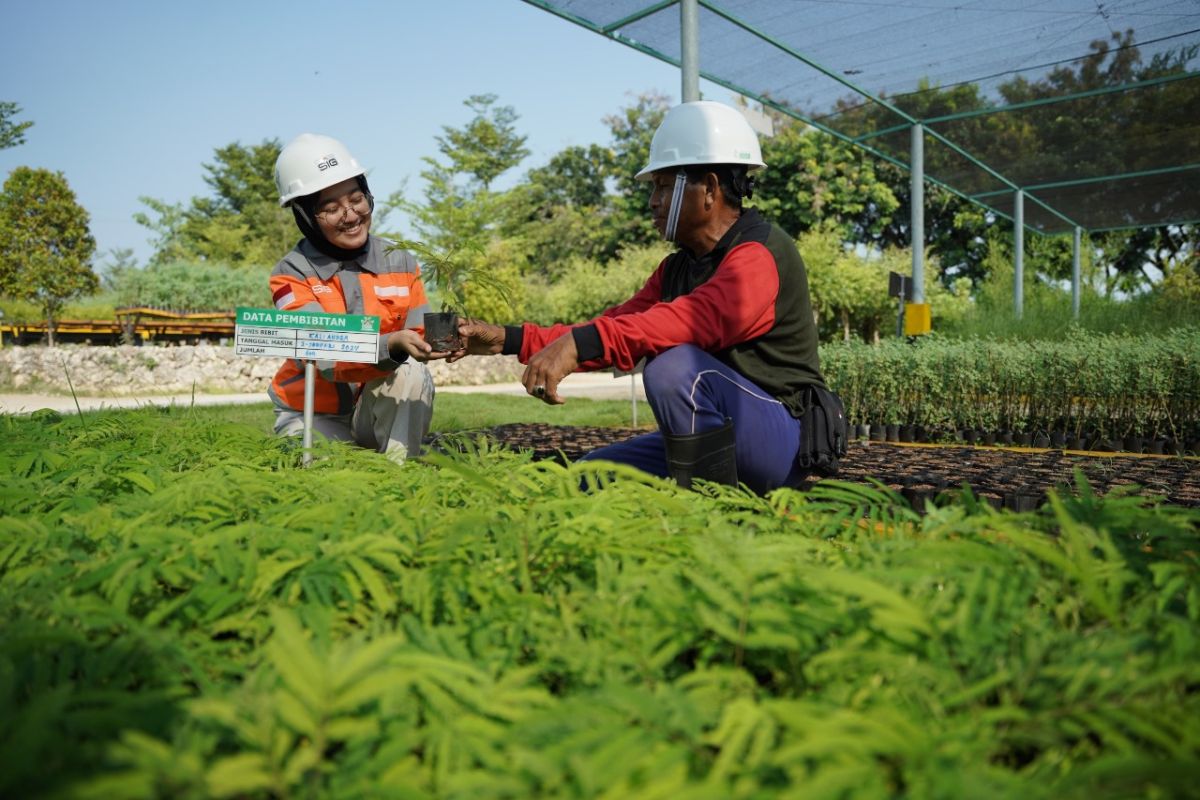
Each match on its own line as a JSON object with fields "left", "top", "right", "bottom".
{"left": 663, "top": 418, "right": 738, "bottom": 489}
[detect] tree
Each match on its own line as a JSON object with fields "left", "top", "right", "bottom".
{"left": 394, "top": 95, "right": 530, "bottom": 254}
{"left": 798, "top": 224, "right": 897, "bottom": 343}
{"left": 98, "top": 246, "right": 138, "bottom": 292}
{"left": 437, "top": 94, "right": 530, "bottom": 192}
{"left": 0, "top": 167, "right": 98, "bottom": 343}
{"left": 133, "top": 196, "right": 191, "bottom": 266}
{"left": 985, "top": 32, "right": 1200, "bottom": 294}
{"left": 135, "top": 139, "right": 296, "bottom": 266}
{"left": 1092, "top": 225, "right": 1197, "bottom": 296}
{"left": 499, "top": 91, "right": 669, "bottom": 274}
{"left": 601, "top": 91, "right": 670, "bottom": 251}
{"left": 864, "top": 160, "right": 993, "bottom": 286}
{"left": 0, "top": 101, "right": 33, "bottom": 150}
{"left": 753, "top": 121, "right": 899, "bottom": 245}
{"left": 502, "top": 143, "right": 615, "bottom": 270}
{"left": 843, "top": 33, "right": 1198, "bottom": 290}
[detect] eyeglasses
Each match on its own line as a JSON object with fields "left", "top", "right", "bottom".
{"left": 316, "top": 193, "right": 372, "bottom": 224}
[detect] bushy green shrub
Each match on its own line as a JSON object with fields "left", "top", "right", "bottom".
{"left": 108, "top": 260, "right": 270, "bottom": 312}
{"left": 941, "top": 245, "right": 1200, "bottom": 340}
{"left": 799, "top": 225, "right": 972, "bottom": 342}
{"left": 0, "top": 293, "right": 118, "bottom": 323}
{"left": 523, "top": 242, "right": 670, "bottom": 325}
{"left": 458, "top": 238, "right": 527, "bottom": 324}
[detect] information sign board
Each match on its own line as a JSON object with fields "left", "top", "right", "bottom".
{"left": 234, "top": 307, "right": 380, "bottom": 364}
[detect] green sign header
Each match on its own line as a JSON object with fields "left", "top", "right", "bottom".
{"left": 236, "top": 307, "right": 379, "bottom": 333}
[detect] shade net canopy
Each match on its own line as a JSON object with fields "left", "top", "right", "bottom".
{"left": 522, "top": 0, "right": 1200, "bottom": 234}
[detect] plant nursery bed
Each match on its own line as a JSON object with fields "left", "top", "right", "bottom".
{"left": 454, "top": 423, "right": 1200, "bottom": 509}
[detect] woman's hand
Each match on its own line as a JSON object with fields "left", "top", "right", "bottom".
{"left": 388, "top": 329, "right": 450, "bottom": 363}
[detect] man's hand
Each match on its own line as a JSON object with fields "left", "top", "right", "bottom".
{"left": 523, "top": 332, "right": 578, "bottom": 404}
{"left": 449, "top": 319, "right": 505, "bottom": 362}
{"left": 388, "top": 329, "right": 450, "bottom": 363}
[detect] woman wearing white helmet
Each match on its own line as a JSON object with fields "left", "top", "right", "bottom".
{"left": 456, "top": 101, "right": 842, "bottom": 492}
{"left": 268, "top": 133, "right": 445, "bottom": 462}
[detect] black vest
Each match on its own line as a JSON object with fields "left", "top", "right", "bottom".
{"left": 659, "top": 210, "right": 825, "bottom": 418}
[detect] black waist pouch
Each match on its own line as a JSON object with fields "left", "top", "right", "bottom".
{"left": 797, "top": 385, "right": 848, "bottom": 477}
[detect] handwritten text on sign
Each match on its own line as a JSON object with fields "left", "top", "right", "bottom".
{"left": 234, "top": 307, "right": 381, "bottom": 364}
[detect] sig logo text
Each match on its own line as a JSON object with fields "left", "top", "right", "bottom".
{"left": 316, "top": 154, "right": 339, "bottom": 171}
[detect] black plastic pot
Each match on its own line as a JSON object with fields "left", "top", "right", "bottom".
{"left": 1003, "top": 491, "right": 1042, "bottom": 513}
{"left": 982, "top": 431, "right": 997, "bottom": 446}
{"left": 899, "top": 425, "right": 915, "bottom": 443}
{"left": 1033, "top": 433, "right": 1051, "bottom": 448}
{"left": 901, "top": 476, "right": 948, "bottom": 514}
{"left": 1014, "top": 431, "right": 1032, "bottom": 447}
{"left": 1123, "top": 435, "right": 1144, "bottom": 454}
{"left": 423, "top": 311, "right": 463, "bottom": 352}
{"left": 1067, "top": 435, "right": 1086, "bottom": 450}
{"left": 886, "top": 424, "right": 900, "bottom": 442}
{"left": 1149, "top": 439, "right": 1166, "bottom": 455}
{"left": 1049, "top": 430, "right": 1066, "bottom": 448}
{"left": 961, "top": 429, "right": 977, "bottom": 444}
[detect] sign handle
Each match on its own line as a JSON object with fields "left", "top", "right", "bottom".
{"left": 302, "top": 360, "right": 315, "bottom": 467}
{"left": 630, "top": 373, "right": 638, "bottom": 427}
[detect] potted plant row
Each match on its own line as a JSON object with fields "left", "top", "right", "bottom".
{"left": 822, "top": 332, "right": 1200, "bottom": 455}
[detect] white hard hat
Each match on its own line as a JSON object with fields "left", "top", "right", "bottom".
{"left": 274, "top": 133, "right": 366, "bottom": 207}
{"left": 636, "top": 101, "right": 766, "bottom": 180}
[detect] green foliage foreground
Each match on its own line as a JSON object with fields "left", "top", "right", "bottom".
{"left": 1, "top": 409, "right": 1198, "bottom": 799}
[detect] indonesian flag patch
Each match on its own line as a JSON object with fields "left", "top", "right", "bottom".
{"left": 273, "top": 285, "right": 296, "bottom": 309}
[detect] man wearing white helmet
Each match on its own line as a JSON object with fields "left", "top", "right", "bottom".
{"left": 269, "top": 133, "right": 446, "bottom": 462}
{"left": 457, "top": 101, "right": 838, "bottom": 492}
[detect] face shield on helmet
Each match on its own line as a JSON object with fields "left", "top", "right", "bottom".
{"left": 638, "top": 102, "right": 766, "bottom": 241}
{"left": 274, "top": 133, "right": 366, "bottom": 207}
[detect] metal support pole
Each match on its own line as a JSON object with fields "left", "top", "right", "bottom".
{"left": 910, "top": 123, "right": 925, "bottom": 303}
{"left": 1014, "top": 190, "right": 1025, "bottom": 320}
{"left": 630, "top": 373, "right": 638, "bottom": 427}
{"left": 680, "top": 0, "right": 700, "bottom": 103}
{"left": 1072, "top": 226, "right": 1082, "bottom": 319}
{"left": 302, "top": 360, "right": 315, "bottom": 467}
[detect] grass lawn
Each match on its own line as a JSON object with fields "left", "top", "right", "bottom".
{"left": 134, "top": 392, "right": 656, "bottom": 436}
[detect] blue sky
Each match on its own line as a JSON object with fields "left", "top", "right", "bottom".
{"left": 1, "top": 0, "right": 727, "bottom": 266}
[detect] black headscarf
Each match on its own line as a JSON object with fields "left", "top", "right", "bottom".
{"left": 290, "top": 174, "right": 375, "bottom": 261}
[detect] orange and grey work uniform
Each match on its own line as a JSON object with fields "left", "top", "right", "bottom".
{"left": 267, "top": 235, "right": 435, "bottom": 460}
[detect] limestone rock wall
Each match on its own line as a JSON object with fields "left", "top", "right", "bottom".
{"left": 0, "top": 344, "right": 524, "bottom": 396}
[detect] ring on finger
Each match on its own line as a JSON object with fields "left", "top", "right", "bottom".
{"left": 533, "top": 385, "right": 546, "bottom": 397}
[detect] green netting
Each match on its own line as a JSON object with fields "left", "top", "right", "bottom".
{"left": 523, "top": 0, "right": 1200, "bottom": 233}
{"left": 1032, "top": 168, "right": 1200, "bottom": 232}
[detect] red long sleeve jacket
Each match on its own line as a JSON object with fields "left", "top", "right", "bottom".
{"left": 507, "top": 210, "right": 824, "bottom": 418}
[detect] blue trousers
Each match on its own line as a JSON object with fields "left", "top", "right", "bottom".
{"left": 580, "top": 345, "right": 805, "bottom": 493}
